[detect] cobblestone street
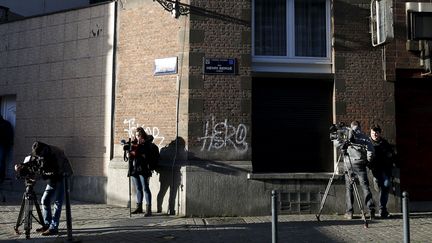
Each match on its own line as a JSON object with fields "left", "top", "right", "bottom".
{"left": 1, "top": 191, "right": 432, "bottom": 242}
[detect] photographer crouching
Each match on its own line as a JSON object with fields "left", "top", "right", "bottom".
{"left": 333, "top": 121, "right": 376, "bottom": 220}
{"left": 15, "top": 141, "right": 73, "bottom": 236}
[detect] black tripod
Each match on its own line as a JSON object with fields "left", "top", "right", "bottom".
{"left": 14, "top": 179, "right": 44, "bottom": 239}
{"left": 316, "top": 147, "right": 369, "bottom": 228}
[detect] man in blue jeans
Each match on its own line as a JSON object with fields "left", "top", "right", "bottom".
{"left": 15, "top": 141, "right": 73, "bottom": 236}
{"left": 334, "top": 121, "right": 376, "bottom": 220}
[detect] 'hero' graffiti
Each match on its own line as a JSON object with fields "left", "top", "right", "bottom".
{"left": 123, "top": 118, "right": 165, "bottom": 147}
{"left": 198, "top": 115, "right": 248, "bottom": 153}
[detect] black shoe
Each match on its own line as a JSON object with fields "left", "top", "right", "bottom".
{"left": 380, "top": 210, "right": 390, "bottom": 218}
{"left": 36, "top": 225, "right": 49, "bottom": 232}
{"left": 41, "top": 228, "right": 58, "bottom": 236}
{"left": 144, "top": 204, "right": 152, "bottom": 217}
{"left": 131, "top": 208, "right": 143, "bottom": 214}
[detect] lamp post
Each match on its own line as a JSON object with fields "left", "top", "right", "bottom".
{"left": 153, "top": 0, "right": 190, "bottom": 18}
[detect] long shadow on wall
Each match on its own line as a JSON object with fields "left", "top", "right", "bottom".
{"left": 156, "top": 137, "right": 250, "bottom": 214}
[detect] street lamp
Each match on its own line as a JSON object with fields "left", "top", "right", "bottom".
{"left": 153, "top": 0, "right": 190, "bottom": 18}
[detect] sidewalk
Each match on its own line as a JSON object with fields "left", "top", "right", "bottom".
{"left": 1, "top": 191, "right": 432, "bottom": 243}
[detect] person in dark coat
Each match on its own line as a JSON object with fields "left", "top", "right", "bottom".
{"left": 369, "top": 124, "right": 396, "bottom": 218}
{"left": 128, "top": 127, "right": 160, "bottom": 216}
{"left": 15, "top": 141, "right": 73, "bottom": 236}
{"left": 333, "top": 121, "right": 376, "bottom": 220}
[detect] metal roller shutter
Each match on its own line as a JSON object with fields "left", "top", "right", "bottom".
{"left": 252, "top": 78, "right": 333, "bottom": 173}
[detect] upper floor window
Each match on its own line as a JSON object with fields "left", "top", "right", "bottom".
{"left": 253, "top": 0, "right": 332, "bottom": 73}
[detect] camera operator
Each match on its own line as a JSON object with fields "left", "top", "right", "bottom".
{"left": 14, "top": 141, "right": 73, "bottom": 236}
{"left": 126, "top": 127, "right": 159, "bottom": 216}
{"left": 333, "top": 121, "right": 376, "bottom": 220}
{"left": 368, "top": 124, "right": 396, "bottom": 218}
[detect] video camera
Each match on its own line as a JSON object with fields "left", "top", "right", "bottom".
{"left": 121, "top": 138, "right": 134, "bottom": 151}
{"left": 329, "top": 122, "right": 355, "bottom": 144}
{"left": 15, "top": 155, "right": 45, "bottom": 180}
{"left": 121, "top": 138, "right": 137, "bottom": 162}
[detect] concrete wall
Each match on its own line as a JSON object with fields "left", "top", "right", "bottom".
{"left": 0, "top": 2, "right": 115, "bottom": 202}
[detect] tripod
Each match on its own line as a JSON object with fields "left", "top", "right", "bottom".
{"left": 14, "top": 179, "right": 44, "bottom": 239}
{"left": 316, "top": 147, "right": 369, "bottom": 228}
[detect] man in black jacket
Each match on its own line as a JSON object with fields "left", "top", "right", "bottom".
{"left": 369, "top": 124, "right": 396, "bottom": 218}
{"left": 15, "top": 141, "right": 73, "bottom": 235}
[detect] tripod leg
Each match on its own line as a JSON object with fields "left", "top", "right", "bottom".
{"left": 14, "top": 193, "right": 26, "bottom": 234}
{"left": 316, "top": 153, "right": 342, "bottom": 221}
{"left": 316, "top": 172, "right": 336, "bottom": 221}
{"left": 129, "top": 175, "right": 132, "bottom": 217}
{"left": 352, "top": 180, "right": 368, "bottom": 228}
{"left": 24, "top": 198, "right": 33, "bottom": 239}
{"left": 344, "top": 152, "right": 368, "bottom": 228}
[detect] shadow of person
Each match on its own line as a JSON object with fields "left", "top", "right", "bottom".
{"left": 156, "top": 137, "right": 187, "bottom": 215}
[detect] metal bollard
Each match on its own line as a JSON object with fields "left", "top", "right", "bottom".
{"left": 402, "top": 191, "right": 410, "bottom": 243}
{"left": 64, "top": 175, "right": 73, "bottom": 242}
{"left": 272, "top": 190, "right": 278, "bottom": 243}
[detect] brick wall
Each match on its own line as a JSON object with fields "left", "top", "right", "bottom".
{"left": 188, "top": 0, "right": 252, "bottom": 160}
{"left": 385, "top": 0, "right": 425, "bottom": 81}
{"left": 114, "top": 0, "right": 252, "bottom": 161}
{"left": 334, "top": 0, "right": 396, "bottom": 141}
{"left": 114, "top": 0, "right": 188, "bottom": 155}
{"left": 335, "top": 0, "right": 432, "bottom": 142}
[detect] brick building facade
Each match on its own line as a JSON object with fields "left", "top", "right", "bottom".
{"left": 1, "top": 0, "right": 432, "bottom": 216}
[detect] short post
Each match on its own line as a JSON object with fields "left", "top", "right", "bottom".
{"left": 272, "top": 190, "right": 278, "bottom": 243}
{"left": 402, "top": 191, "right": 410, "bottom": 243}
{"left": 64, "top": 174, "right": 73, "bottom": 242}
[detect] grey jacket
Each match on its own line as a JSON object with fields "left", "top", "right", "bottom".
{"left": 334, "top": 129, "right": 375, "bottom": 168}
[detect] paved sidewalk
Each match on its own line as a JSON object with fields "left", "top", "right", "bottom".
{"left": 1, "top": 191, "right": 432, "bottom": 243}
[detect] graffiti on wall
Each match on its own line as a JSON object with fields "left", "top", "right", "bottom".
{"left": 90, "top": 24, "right": 103, "bottom": 37}
{"left": 123, "top": 118, "right": 165, "bottom": 147}
{"left": 198, "top": 115, "right": 248, "bottom": 153}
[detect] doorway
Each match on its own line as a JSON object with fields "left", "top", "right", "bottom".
{"left": 1, "top": 95, "right": 16, "bottom": 179}
{"left": 395, "top": 78, "right": 432, "bottom": 201}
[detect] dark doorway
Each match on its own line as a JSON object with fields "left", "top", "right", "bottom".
{"left": 395, "top": 78, "right": 432, "bottom": 201}
{"left": 252, "top": 78, "right": 333, "bottom": 173}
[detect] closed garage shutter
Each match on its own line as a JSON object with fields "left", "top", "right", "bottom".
{"left": 252, "top": 77, "right": 333, "bottom": 173}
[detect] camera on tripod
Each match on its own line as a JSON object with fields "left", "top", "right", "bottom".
{"left": 329, "top": 122, "right": 357, "bottom": 154}
{"left": 329, "top": 122, "right": 355, "bottom": 143}
{"left": 15, "top": 155, "right": 45, "bottom": 180}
